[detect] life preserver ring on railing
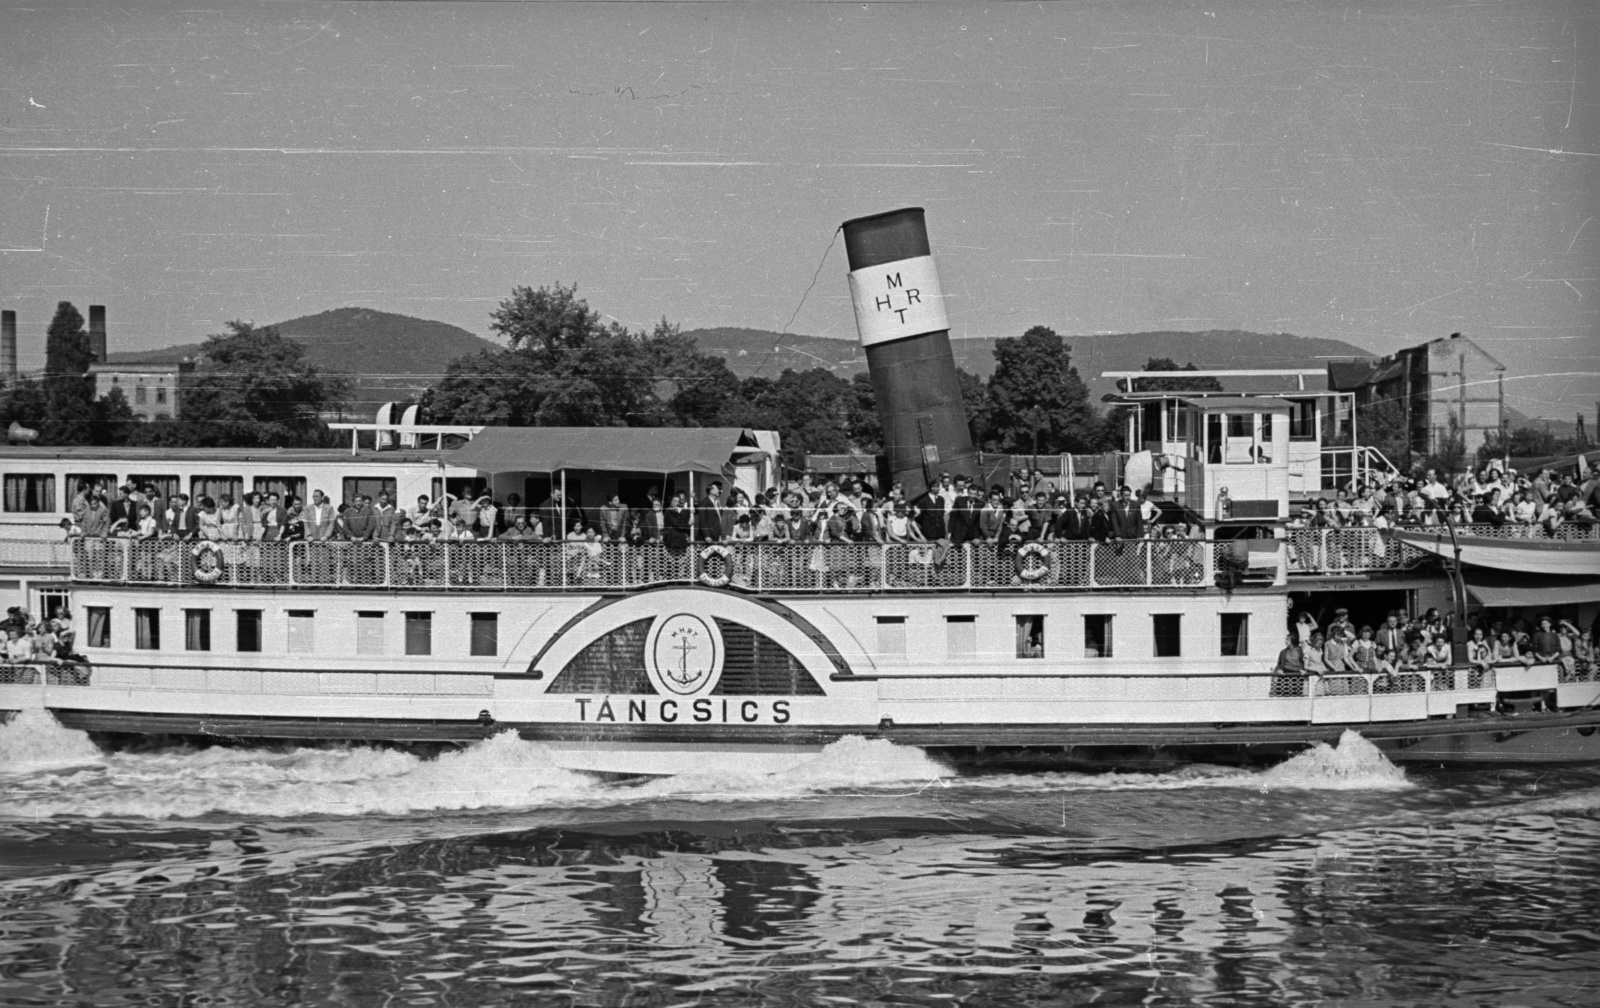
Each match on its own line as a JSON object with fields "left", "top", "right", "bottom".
{"left": 192, "top": 541, "right": 225, "bottom": 583}
{"left": 1016, "top": 541, "right": 1050, "bottom": 581}
{"left": 698, "top": 544, "right": 733, "bottom": 587}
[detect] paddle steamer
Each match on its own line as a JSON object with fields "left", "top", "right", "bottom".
{"left": 2, "top": 208, "right": 1596, "bottom": 773}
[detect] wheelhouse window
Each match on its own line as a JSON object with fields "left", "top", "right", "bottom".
{"left": 1084, "top": 615, "right": 1113, "bottom": 658}
{"left": 946, "top": 615, "right": 976, "bottom": 659}
{"left": 1015, "top": 615, "right": 1045, "bottom": 659}
{"left": 876, "top": 616, "right": 907, "bottom": 658}
{"left": 287, "top": 610, "right": 315, "bottom": 654}
{"left": 469, "top": 613, "right": 498, "bottom": 657}
{"left": 184, "top": 609, "right": 211, "bottom": 651}
{"left": 134, "top": 608, "right": 161, "bottom": 650}
{"left": 86, "top": 606, "right": 111, "bottom": 648}
{"left": 236, "top": 610, "right": 262, "bottom": 653}
{"left": 357, "top": 611, "right": 385, "bottom": 656}
{"left": 404, "top": 612, "right": 432, "bottom": 656}
{"left": 343, "top": 478, "right": 396, "bottom": 506}
{"left": 3, "top": 474, "right": 56, "bottom": 513}
{"left": 1221, "top": 613, "right": 1250, "bottom": 657}
{"left": 1288, "top": 400, "right": 1316, "bottom": 441}
{"left": 1153, "top": 614, "right": 1182, "bottom": 658}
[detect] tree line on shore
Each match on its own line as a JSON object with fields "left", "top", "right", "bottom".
{"left": 3, "top": 288, "right": 1580, "bottom": 465}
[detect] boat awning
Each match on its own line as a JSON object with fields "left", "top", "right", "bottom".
{"left": 447, "top": 427, "right": 753, "bottom": 476}
{"left": 1391, "top": 528, "right": 1600, "bottom": 576}
{"left": 1465, "top": 570, "right": 1600, "bottom": 608}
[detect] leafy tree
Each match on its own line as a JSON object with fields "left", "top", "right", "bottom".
{"left": 129, "top": 321, "right": 350, "bottom": 447}
{"left": 846, "top": 372, "right": 882, "bottom": 454}
{"left": 1356, "top": 396, "right": 1410, "bottom": 470}
{"left": 90, "top": 387, "right": 139, "bottom": 446}
{"left": 427, "top": 286, "right": 737, "bottom": 429}
{"left": 722, "top": 368, "right": 857, "bottom": 457}
{"left": 1478, "top": 425, "right": 1577, "bottom": 462}
{"left": 984, "top": 326, "right": 1100, "bottom": 453}
{"left": 38, "top": 301, "right": 97, "bottom": 445}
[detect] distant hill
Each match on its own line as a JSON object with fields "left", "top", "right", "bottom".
{"left": 109, "top": 308, "right": 501, "bottom": 417}
{"left": 685, "top": 327, "right": 1378, "bottom": 399}
{"left": 110, "top": 310, "right": 1383, "bottom": 420}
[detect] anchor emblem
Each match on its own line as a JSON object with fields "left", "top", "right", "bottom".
{"left": 647, "top": 613, "right": 723, "bottom": 695}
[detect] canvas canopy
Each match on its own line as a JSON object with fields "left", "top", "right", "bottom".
{"left": 1464, "top": 570, "right": 1600, "bottom": 608}
{"left": 448, "top": 427, "right": 753, "bottom": 477}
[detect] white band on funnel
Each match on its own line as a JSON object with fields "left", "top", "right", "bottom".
{"left": 847, "top": 254, "right": 949, "bottom": 348}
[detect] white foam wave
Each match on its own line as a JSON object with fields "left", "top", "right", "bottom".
{"left": 954, "top": 731, "right": 1412, "bottom": 793}
{"left": 0, "top": 727, "right": 952, "bottom": 821}
{"left": 0, "top": 708, "right": 106, "bottom": 773}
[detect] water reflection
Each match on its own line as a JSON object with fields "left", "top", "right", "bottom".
{"left": 4, "top": 812, "right": 1599, "bottom": 1007}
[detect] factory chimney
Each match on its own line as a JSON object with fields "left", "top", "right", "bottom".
{"left": 841, "top": 207, "right": 979, "bottom": 498}
{"left": 1, "top": 310, "right": 16, "bottom": 386}
{"left": 88, "top": 304, "right": 107, "bottom": 363}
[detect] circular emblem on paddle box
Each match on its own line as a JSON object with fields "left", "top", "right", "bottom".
{"left": 647, "top": 613, "right": 723, "bottom": 695}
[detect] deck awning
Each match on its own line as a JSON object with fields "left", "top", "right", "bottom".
{"left": 448, "top": 427, "right": 753, "bottom": 476}
{"left": 1464, "top": 570, "right": 1600, "bottom": 608}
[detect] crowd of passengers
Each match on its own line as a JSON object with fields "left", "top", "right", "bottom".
{"left": 56, "top": 469, "right": 1198, "bottom": 551}
{"left": 1287, "top": 459, "right": 1599, "bottom": 535}
{"left": 1, "top": 605, "right": 78, "bottom": 666}
{"left": 1274, "top": 606, "right": 1599, "bottom": 680}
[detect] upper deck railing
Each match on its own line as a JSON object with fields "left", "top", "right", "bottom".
{"left": 35, "top": 521, "right": 1600, "bottom": 591}
{"left": 67, "top": 538, "right": 1213, "bottom": 593}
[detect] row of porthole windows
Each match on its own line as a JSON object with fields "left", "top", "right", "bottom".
{"left": 82, "top": 606, "right": 500, "bottom": 657}
{"left": 873, "top": 613, "right": 1251, "bottom": 660}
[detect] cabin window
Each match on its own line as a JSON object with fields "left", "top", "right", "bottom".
{"left": 134, "top": 608, "right": 160, "bottom": 650}
{"left": 236, "top": 610, "right": 262, "bottom": 653}
{"left": 357, "top": 611, "right": 385, "bottom": 656}
{"left": 405, "top": 612, "right": 433, "bottom": 656}
{"left": 255, "top": 477, "right": 308, "bottom": 506}
{"left": 946, "top": 615, "right": 976, "bottom": 659}
{"left": 1015, "top": 615, "right": 1045, "bottom": 659}
{"left": 184, "top": 609, "right": 210, "bottom": 652}
{"left": 68, "top": 474, "right": 116, "bottom": 501}
{"left": 876, "top": 616, "right": 907, "bottom": 657}
{"left": 1206, "top": 415, "right": 1222, "bottom": 464}
{"left": 287, "top": 610, "right": 315, "bottom": 654}
{"left": 128, "top": 475, "right": 180, "bottom": 502}
{"left": 470, "top": 613, "right": 498, "bottom": 657}
{"left": 344, "top": 477, "right": 397, "bottom": 507}
{"left": 3, "top": 474, "right": 55, "bottom": 513}
{"left": 1083, "top": 615, "right": 1113, "bottom": 658}
{"left": 38, "top": 591, "right": 69, "bottom": 622}
{"left": 1153, "top": 614, "right": 1182, "bottom": 657}
{"left": 86, "top": 606, "right": 111, "bottom": 648}
{"left": 1168, "top": 401, "right": 1190, "bottom": 442}
{"left": 191, "top": 476, "right": 243, "bottom": 507}
{"left": 1221, "top": 613, "right": 1250, "bottom": 657}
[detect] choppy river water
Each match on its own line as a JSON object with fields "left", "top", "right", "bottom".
{"left": 2, "top": 710, "right": 1599, "bottom": 1007}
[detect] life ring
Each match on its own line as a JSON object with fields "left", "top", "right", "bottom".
{"left": 1016, "top": 541, "right": 1050, "bottom": 581}
{"left": 698, "top": 544, "right": 733, "bottom": 587}
{"left": 192, "top": 541, "right": 225, "bottom": 584}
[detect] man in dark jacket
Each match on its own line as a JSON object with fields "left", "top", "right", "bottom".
{"left": 1109, "top": 486, "right": 1144, "bottom": 540}
{"left": 169, "top": 494, "right": 199, "bottom": 540}
{"left": 1088, "top": 498, "right": 1113, "bottom": 544}
{"left": 947, "top": 480, "right": 983, "bottom": 546}
{"left": 108, "top": 485, "right": 136, "bottom": 531}
{"left": 538, "top": 487, "right": 584, "bottom": 541}
{"left": 910, "top": 487, "right": 946, "bottom": 542}
{"left": 1053, "top": 496, "right": 1091, "bottom": 541}
{"left": 343, "top": 495, "right": 378, "bottom": 541}
{"left": 694, "top": 481, "right": 724, "bottom": 542}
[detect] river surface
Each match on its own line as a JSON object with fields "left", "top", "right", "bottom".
{"left": 2, "top": 710, "right": 1598, "bottom": 1007}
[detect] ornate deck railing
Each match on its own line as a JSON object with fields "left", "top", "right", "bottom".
{"left": 0, "top": 538, "right": 75, "bottom": 568}
{"left": 65, "top": 537, "right": 1213, "bottom": 593}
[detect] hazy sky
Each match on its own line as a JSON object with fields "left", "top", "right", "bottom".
{"left": 2, "top": 0, "right": 1595, "bottom": 416}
